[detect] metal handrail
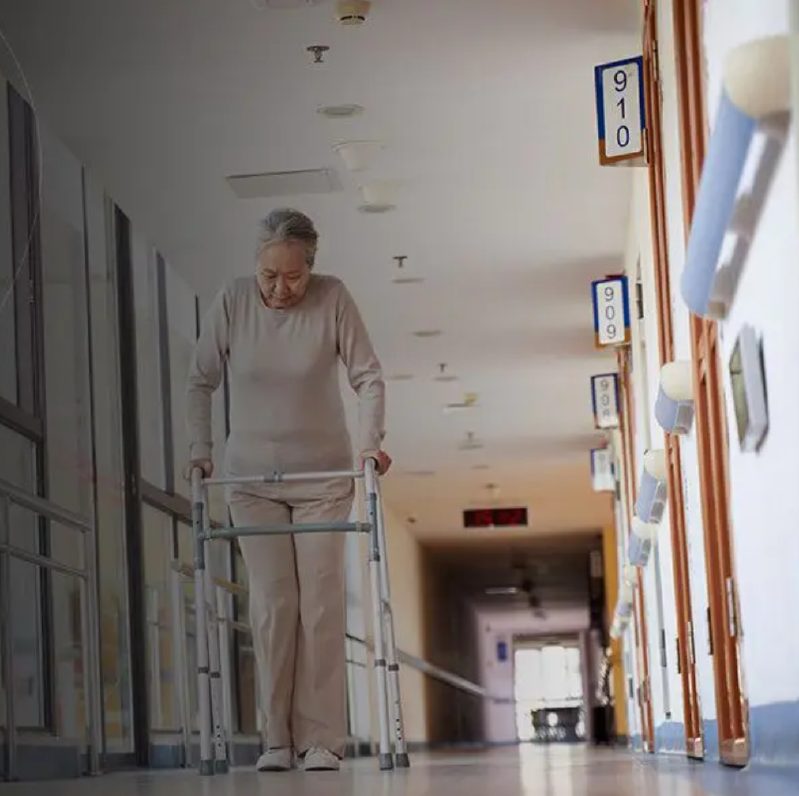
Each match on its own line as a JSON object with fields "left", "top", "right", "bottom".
{"left": 172, "top": 562, "right": 513, "bottom": 706}
{"left": 0, "top": 479, "right": 102, "bottom": 781}
{"left": 0, "top": 477, "right": 91, "bottom": 532}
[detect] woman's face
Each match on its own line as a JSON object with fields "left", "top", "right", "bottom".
{"left": 256, "top": 241, "right": 312, "bottom": 309}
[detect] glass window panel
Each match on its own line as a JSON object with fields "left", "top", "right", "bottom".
{"left": 164, "top": 261, "right": 196, "bottom": 502}
{"left": 133, "top": 234, "right": 165, "bottom": 489}
{"left": 38, "top": 124, "right": 93, "bottom": 519}
{"left": 0, "top": 423, "right": 37, "bottom": 496}
{"left": 3, "top": 500, "right": 45, "bottom": 731}
{"left": 50, "top": 571, "right": 86, "bottom": 744}
{"left": 0, "top": 79, "right": 16, "bottom": 405}
{"left": 84, "top": 173, "right": 134, "bottom": 752}
{"left": 141, "top": 504, "right": 177, "bottom": 731}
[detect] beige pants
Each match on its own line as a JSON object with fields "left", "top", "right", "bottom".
{"left": 229, "top": 477, "right": 354, "bottom": 756}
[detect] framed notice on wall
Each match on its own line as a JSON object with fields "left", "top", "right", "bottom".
{"left": 594, "top": 56, "right": 645, "bottom": 166}
{"left": 592, "top": 276, "right": 631, "bottom": 347}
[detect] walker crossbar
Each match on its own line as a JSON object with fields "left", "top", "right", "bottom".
{"left": 204, "top": 468, "right": 363, "bottom": 486}
{"left": 191, "top": 461, "right": 409, "bottom": 775}
{"left": 205, "top": 521, "right": 372, "bottom": 540}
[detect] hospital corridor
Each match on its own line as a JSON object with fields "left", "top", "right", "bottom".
{"left": 0, "top": 1, "right": 798, "bottom": 794}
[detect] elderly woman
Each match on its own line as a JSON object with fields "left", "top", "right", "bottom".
{"left": 186, "top": 208, "right": 390, "bottom": 772}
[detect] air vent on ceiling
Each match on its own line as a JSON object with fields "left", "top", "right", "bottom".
{"left": 412, "top": 329, "right": 442, "bottom": 339}
{"left": 387, "top": 373, "right": 414, "bottom": 382}
{"left": 226, "top": 168, "right": 342, "bottom": 199}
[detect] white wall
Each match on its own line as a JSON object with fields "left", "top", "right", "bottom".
{"left": 623, "top": 0, "right": 799, "bottom": 763}
{"left": 475, "top": 605, "right": 590, "bottom": 744}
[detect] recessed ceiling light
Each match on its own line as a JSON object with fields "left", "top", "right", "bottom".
{"left": 485, "top": 586, "right": 520, "bottom": 596}
{"left": 258, "top": 0, "right": 324, "bottom": 8}
{"left": 358, "top": 203, "right": 396, "bottom": 214}
{"left": 387, "top": 373, "right": 414, "bottom": 382}
{"left": 317, "top": 103, "right": 365, "bottom": 119}
{"left": 392, "top": 276, "right": 424, "bottom": 285}
{"left": 412, "top": 329, "right": 442, "bottom": 338}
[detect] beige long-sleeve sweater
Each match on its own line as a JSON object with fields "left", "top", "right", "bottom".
{"left": 186, "top": 274, "right": 385, "bottom": 474}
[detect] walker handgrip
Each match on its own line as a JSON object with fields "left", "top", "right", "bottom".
{"left": 191, "top": 467, "right": 203, "bottom": 501}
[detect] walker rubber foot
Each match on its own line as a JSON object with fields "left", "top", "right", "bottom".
{"left": 199, "top": 760, "right": 214, "bottom": 776}
{"left": 395, "top": 753, "right": 410, "bottom": 768}
{"left": 379, "top": 753, "right": 394, "bottom": 771}
{"left": 214, "top": 759, "right": 230, "bottom": 774}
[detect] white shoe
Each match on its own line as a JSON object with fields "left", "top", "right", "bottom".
{"left": 303, "top": 746, "right": 340, "bottom": 771}
{"left": 256, "top": 747, "right": 293, "bottom": 772}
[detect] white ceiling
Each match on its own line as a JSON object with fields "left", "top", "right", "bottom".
{"left": 0, "top": 0, "right": 640, "bottom": 540}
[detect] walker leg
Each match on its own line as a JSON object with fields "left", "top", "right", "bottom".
{"left": 203, "top": 487, "right": 229, "bottom": 774}
{"left": 192, "top": 470, "right": 214, "bottom": 775}
{"left": 375, "top": 484, "right": 410, "bottom": 768}
{"left": 202, "top": 488, "right": 229, "bottom": 774}
{"left": 365, "top": 463, "right": 393, "bottom": 771}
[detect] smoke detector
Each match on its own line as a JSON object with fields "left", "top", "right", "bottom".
{"left": 358, "top": 180, "right": 398, "bottom": 213}
{"left": 337, "top": 0, "right": 371, "bottom": 25}
{"left": 333, "top": 140, "right": 384, "bottom": 172}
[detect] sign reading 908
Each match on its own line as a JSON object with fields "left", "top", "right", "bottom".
{"left": 591, "top": 374, "right": 620, "bottom": 430}
{"left": 592, "top": 276, "right": 631, "bottom": 347}
{"left": 594, "top": 56, "right": 645, "bottom": 165}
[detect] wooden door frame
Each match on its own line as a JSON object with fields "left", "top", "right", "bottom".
{"left": 672, "top": 0, "right": 749, "bottom": 766}
{"left": 641, "top": 0, "right": 704, "bottom": 759}
{"left": 617, "top": 348, "right": 655, "bottom": 752}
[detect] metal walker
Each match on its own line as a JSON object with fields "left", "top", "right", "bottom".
{"left": 190, "top": 459, "right": 408, "bottom": 774}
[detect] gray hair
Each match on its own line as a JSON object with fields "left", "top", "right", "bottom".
{"left": 257, "top": 208, "right": 318, "bottom": 267}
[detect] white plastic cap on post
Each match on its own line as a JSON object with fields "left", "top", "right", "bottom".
{"left": 660, "top": 361, "right": 694, "bottom": 402}
{"left": 642, "top": 449, "right": 667, "bottom": 480}
{"left": 632, "top": 517, "right": 659, "bottom": 542}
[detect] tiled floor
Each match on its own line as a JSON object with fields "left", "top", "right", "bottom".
{"left": 5, "top": 746, "right": 798, "bottom": 795}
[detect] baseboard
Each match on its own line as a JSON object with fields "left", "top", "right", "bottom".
{"left": 3, "top": 737, "right": 83, "bottom": 781}
{"left": 749, "top": 700, "right": 799, "bottom": 766}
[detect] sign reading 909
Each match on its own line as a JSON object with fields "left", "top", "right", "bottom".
{"left": 592, "top": 276, "right": 631, "bottom": 348}
{"left": 594, "top": 56, "right": 645, "bottom": 165}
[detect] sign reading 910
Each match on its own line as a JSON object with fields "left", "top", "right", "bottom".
{"left": 594, "top": 56, "right": 645, "bottom": 165}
